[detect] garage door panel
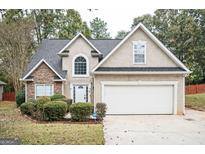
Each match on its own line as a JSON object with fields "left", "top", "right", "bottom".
{"left": 103, "top": 84, "right": 174, "bottom": 114}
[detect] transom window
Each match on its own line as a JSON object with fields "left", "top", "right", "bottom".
{"left": 74, "top": 56, "right": 87, "bottom": 75}
{"left": 36, "top": 84, "right": 53, "bottom": 98}
{"left": 133, "top": 41, "right": 146, "bottom": 64}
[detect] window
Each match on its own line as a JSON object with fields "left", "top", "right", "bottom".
{"left": 133, "top": 41, "right": 146, "bottom": 64}
{"left": 74, "top": 56, "right": 87, "bottom": 75}
{"left": 36, "top": 84, "right": 53, "bottom": 97}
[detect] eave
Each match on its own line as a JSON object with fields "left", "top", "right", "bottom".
{"left": 93, "top": 71, "right": 189, "bottom": 75}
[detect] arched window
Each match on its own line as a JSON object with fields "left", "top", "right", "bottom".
{"left": 74, "top": 56, "right": 87, "bottom": 75}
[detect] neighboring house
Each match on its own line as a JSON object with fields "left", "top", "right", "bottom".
{"left": 21, "top": 23, "right": 190, "bottom": 115}
{"left": 0, "top": 80, "right": 6, "bottom": 101}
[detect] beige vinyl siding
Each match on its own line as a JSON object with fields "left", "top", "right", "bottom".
{"left": 62, "top": 36, "right": 99, "bottom": 101}
{"left": 101, "top": 27, "right": 178, "bottom": 67}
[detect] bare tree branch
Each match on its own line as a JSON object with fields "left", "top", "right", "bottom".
{"left": 0, "top": 18, "right": 35, "bottom": 92}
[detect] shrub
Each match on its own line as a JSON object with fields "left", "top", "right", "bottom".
{"left": 43, "top": 101, "right": 67, "bottom": 121}
{"left": 63, "top": 99, "right": 72, "bottom": 112}
{"left": 50, "top": 94, "right": 65, "bottom": 101}
{"left": 51, "top": 98, "right": 72, "bottom": 112}
{"left": 70, "top": 103, "right": 93, "bottom": 121}
{"left": 96, "top": 103, "right": 107, "bottom": 120}
{"left": 35, "top": 96, "right": 51, "bottom": 111}
{"left": 16, "top": 90, "right": 25, "bottom": 107}
{"left": 20, "top": 102, "right": 36, "bottom": 116}
{"left": 35, "top": 97, "right": 51, "bottom": 120}
{"left": 28, "top": 98, "right": 37, "bottom": 103}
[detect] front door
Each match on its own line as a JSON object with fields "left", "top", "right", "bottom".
{"left": 74, "top": 85, "right": 87, "bottom": 102}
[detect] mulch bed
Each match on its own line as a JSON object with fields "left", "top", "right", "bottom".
{"left": 19, "top": 110, "right": 102, "bottom": 124}
{"left": 37, "top": 119, "right": 102, "bottom": 124}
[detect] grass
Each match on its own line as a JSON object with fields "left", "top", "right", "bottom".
{"left": 185, "top": 93, "right": 205, "bottom": 111}
{"left": 0, "top": 101, "right": 104, "bottom": 145}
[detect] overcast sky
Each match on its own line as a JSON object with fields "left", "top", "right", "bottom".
{"left": 78, "top": 9, "right": 156, "bottom": 38}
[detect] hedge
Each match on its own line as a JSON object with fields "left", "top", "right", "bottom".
{"left": 34, "top": 97, "right": 51, "bottom": 120}
{"left": 96, "top": 102, "right": 107, "bottom": 120}
{"left": 43, "top": 101, "right": 67, "bottom": 121}
{"left": 50, "top": 94, "right": 65, "bottom": 101}
{"left": 35, "top": 96, "right": 51, "bottom": 111}
{"left": 70, "top": 103, "right": 93, "bottom": 121}
{"left": 16, "top": 90, "right": 25, "bottom": 107}
{"left": 63, "top": 99, "right": 72, "bottom": 112}
{"left": 20, "top": 102, "right": 36, "bottom": 116}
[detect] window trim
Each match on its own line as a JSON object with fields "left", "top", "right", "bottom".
{"left": 35, "top": 84, "right": 54, "bottom": 99}
{"left": 133, "top": 41, "right": 146, "bottom": 64}
{"left": 72, "top": 54, "right": 89, "bottom": 77}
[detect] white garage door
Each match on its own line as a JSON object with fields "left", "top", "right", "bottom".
{"left": 103, "top": 83, "right": 175, "bottom": 114}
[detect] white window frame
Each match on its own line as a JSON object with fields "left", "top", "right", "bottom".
{"left": 72, "top": 54, "right": 89, "bottom": 77}
{"left": 35, "top": 84, "right": 54, "bottom": 99}
{"left": 133, "top": 41, "right": 146, "bottom": 64}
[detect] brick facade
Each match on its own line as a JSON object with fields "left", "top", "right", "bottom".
{"left": 54, "top": 82, "right": 62, "bottom": 94}
{"left": 26, "top": 62, "right": 62, "bottom": 100}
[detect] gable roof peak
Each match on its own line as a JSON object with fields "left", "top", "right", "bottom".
{"left": 22, "top": 59, "right": 65, "bottom": 80}
{"left": 92, "top": 22, "right": 190, "bottom": 73}
{"left": 58, "top": 32, "right": 102, "bottom": 55}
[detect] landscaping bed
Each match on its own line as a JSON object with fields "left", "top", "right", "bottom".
{"left": 21, "top": 111, "right": 102, "bottom": 124}
{"left": 17, "top": 93, "right": 107, "bottom": 122}
{"left": 185, "top": 93, "right": 205, "bottom": 111}
{"left": 0, "top": 101, "right": 104, "bottom": 145}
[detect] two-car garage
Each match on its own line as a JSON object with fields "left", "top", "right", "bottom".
{"left": 101, "top": 81, "right": 177, "bottom": 115}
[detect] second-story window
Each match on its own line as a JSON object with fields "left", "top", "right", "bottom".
{"left": 133, "top": 41, "right": 146, "bottom": 64}
{"left": 74, "top": 56, "right": 87, "bottom": 75}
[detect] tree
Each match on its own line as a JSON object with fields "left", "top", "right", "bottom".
{"left": 0, "top": 9, "right": 27, "bottom": 23}
{"left": 115, "top": 30, "right": 129, "bottom": 39}
{"left": 57, "top": 9, "right": 91, "bottom": 39}
{"left": 1, "top": 9, "right": 91, "bottom": 43}
{"left": 153, "top": 10, "right": 205, "bottom": 83}
{"left": 188, "top": 10, "right": 205, "bottom": 82}
{"left": 90, "top": 17, "right": 111, "bottom": 39}
{"left": 131, "top": 14, "right": 154, "bottom": 31}
{"left": 0, "top": 9, "right": 92, "bottom": 92}
{"left": 81, "top": 21, "right": 92, "bottom": 38}
{"left": 0, "top": 18, "right": 35, "bottom": 92}
{"left": 31, "top": 9, "right": 59, "bottom": 43}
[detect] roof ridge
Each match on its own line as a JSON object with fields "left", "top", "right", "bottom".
{"left": 89, "top": 39, "right": 122, "bottom": 40}
{"left": 47, "top": 38, "right": 122, "bottom": 41}
{"left": 23, "top": 35, "right": 122, "bottom": 79}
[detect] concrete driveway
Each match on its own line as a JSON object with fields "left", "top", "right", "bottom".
{"left": 103, "top": 109, "right": 205, "bottom": 145}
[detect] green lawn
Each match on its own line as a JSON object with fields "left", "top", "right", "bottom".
{"left": 185, "top": 93, "right": 205, "bottom": 111}
{"left": 0, "top": 101, "right": 104, "bottom": 145}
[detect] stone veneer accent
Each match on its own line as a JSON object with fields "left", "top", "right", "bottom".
{"left": 26, "top": 62, "right": 62, "bottom": 100}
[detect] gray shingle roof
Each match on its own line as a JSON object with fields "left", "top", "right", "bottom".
{"left": 89, "top": 39, "right": 121, "bottom": 57}
{"left": 23, "top": 39, "right": 122, "bottom": 79}
{"left": 95, "top": 67, "right": 186, "bottom": 72}
{"left": 23, "top": 39, "right": 68, "bottom": 79}
{"left": 23, "top": 38, "right": 186, "bottom": 78}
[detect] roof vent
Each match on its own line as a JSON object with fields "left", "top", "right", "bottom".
{"left": 91, "top": 50, "right": 101, "bottom": 57}
{"left": 62, "top": 49, "right": 69, "bottom": 53}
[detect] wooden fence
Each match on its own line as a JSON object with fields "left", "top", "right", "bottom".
{"left": 2, "top": 92, "right": 16, "bottom": 101}
{"left": 185, "top": 84, "right": 205, "bottom": 95}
